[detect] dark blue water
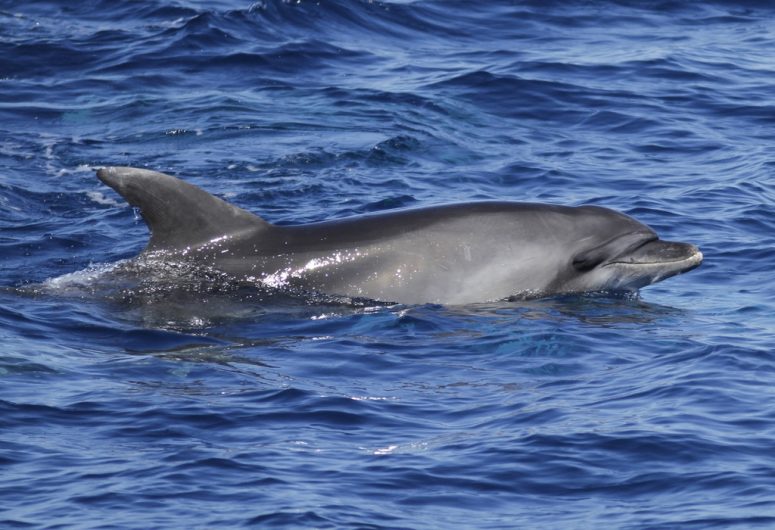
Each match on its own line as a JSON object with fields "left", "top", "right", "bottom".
{"left": 2, "top": 1, "right": 774, "bottom": 528}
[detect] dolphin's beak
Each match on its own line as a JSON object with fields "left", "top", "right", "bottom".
{"left": 606, "top": 239, "right": 703, "bottom": 280}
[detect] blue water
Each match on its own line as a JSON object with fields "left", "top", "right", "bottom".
{"left": 2, "top": 1, "right": 774, "bottom": 528}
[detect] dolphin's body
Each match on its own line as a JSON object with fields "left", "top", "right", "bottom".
{"left": 96, "top": 167, "right": 702, "bottom": 305}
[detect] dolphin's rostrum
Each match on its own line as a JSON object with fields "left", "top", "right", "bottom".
{"left": 96, "top": 166, "right": 702, "bottom": 304}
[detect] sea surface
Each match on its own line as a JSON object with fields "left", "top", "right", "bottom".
{"left": 2, "top": 1, "right": 775, "bottom": 528}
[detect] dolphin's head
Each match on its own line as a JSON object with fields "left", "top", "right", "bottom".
{"left": 554, "top": 206, "right": 703, "bottom": 294}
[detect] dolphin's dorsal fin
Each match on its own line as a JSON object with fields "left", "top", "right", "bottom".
{"left": 97, "top": 166, "right": 270, "bottom": 252}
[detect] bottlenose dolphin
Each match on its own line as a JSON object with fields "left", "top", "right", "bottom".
{"left": 95, "top": 167, "right": 702, "bottom": 305}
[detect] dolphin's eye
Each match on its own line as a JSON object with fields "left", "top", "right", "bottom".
{"left": 572, "top": 251, "right": 604, "bottom": 272}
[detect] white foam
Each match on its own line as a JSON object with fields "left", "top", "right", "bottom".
{"left": 86, "top": 191, "right": 120, "bottom": 206}
{"left": 40, "top": 261, "right": 124, "bottom": 291}
{"left": 55, "top": 164, "right": 94, "bottom": 177}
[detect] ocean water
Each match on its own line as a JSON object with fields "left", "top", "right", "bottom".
{"left": 2, "top": 1, "right": 775, "bottom": 528}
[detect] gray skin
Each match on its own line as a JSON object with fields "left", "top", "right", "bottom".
{"left": 96, "top": 167, "right": 703, "bottom": 305}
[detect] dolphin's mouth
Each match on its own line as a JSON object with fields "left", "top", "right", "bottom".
{"left": 606, "top": 239, "right": 703, "bottom": 272}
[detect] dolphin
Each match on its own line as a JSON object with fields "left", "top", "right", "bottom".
{"left": 95, "top": 166, "right": 702, "bottom": 305}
